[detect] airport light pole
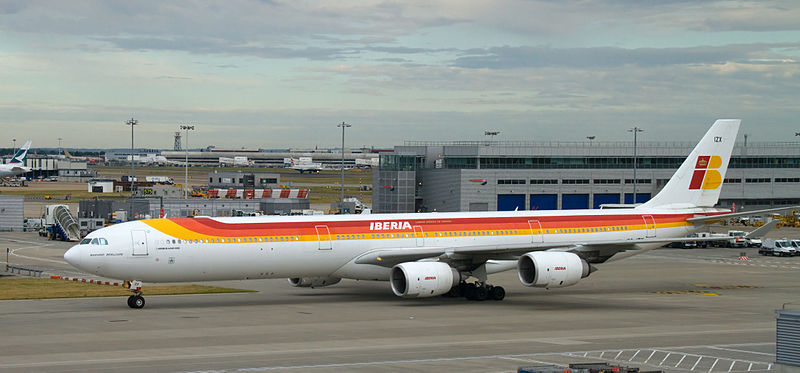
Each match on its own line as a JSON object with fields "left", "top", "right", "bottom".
{"left": 58, "top": 137, "right": 63, "bottom": 157}
{"left": 126, "top": 118, "right": 138, "bottom": 219}
{"left": 180, "top": 124, "right": 195, "bottom": 199}
{"left": 12, "top": 138, "right": 16, "bottom": 153}
{"left": 586, "top": 136, "right": 595, "bottom": 146}
{"left": 338, "top": 121, "right": 351, "bottom": 210}
{"left": 628, "top": 127, "right": 644, "bottom": 204}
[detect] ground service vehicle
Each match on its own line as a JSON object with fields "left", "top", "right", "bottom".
{"left": 760, "top": 239, "right": 797, "bottom": 257}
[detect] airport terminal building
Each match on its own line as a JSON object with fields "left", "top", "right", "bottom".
{"left": 372, "top": 140, "right": 800, "bottom": 213}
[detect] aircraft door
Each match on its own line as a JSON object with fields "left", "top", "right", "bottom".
{"left": 642, "top": 215, "right": 656, "bottom": 237}
{"left": 413, "top": 225, "right": 424, "bottom": 247}
{"left": 528, "top": 220, "right": 544, "bottom": 243}
{"left": 131, "top": 230, "right": 148, "bottom": 256}
{"left": 315, "top": 225, "right": 332, "bottom": 250}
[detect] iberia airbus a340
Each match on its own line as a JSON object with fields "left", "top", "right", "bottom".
{"left": 64, "top": 119, "right": 787, "bottom": 308}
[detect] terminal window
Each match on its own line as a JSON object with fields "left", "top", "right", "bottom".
{"left": 562, "top": 179, "right": 590, "bottom": 184}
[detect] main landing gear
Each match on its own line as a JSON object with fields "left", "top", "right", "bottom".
{"left": 123, "top": 280, "right": 145, "bottom": 309}
{"left": 443, "top": 282, "right": 505, "bottom": 301}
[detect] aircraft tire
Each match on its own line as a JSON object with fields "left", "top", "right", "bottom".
{"left": 473, "top": 286, "right": 488, "bottom": 301}
{"left": 489, "top": 286, "right": 505, "bottom": 301}
{"left": 464, "top": 284, "right": 476, "bottom": 300}
{"left": 129, "top": 295, "right": 145, "bottom": 309}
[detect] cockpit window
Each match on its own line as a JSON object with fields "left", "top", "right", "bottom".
{"left": 80, "top": 238, "right": 91, "bottom": 245}
{"left": 99, "top": 238, "right": 108, "bottom": 245}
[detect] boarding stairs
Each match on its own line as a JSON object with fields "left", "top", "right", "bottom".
{"left": 52, "top": 205, "right": 81, "bottom": 241}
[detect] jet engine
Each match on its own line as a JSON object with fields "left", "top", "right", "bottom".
{"left": 390, "top": 262, "right": 459, "bottom": 298}
{"left": 517, "top": 251, "right": 591, "bottom": 288}
{"left": 288, "top": 277, "right": 341, "bottom": 288}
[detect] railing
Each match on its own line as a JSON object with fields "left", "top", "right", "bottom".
{"left": 5, "top": 265, "right": 43, "bottom": 277}
{"left": 53, "top": 205, "right": 81, "bottom": 241}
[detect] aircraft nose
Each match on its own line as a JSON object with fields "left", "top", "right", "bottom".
{"left": 64, "top": 245, "right": 83, "bottom": 268}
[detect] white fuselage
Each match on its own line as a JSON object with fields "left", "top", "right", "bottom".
{"left": 64, "top": 207, "right": 710, "bottom": 283}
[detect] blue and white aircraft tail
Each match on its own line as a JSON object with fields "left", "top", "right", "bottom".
{"left": 1, "top": 140, "right": 33, "bottom": 177}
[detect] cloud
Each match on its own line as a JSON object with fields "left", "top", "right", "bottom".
{"left": 453, "top": 43, "right": 800, "bottom": 69}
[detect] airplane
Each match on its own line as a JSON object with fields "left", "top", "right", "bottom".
{"left": 286, "top": 157, "right": 323, "bottom": 173}
{"left": 64, "top": 120, "right": 795, "bottom": 309}
{"left": 219, "top": 156, "right": 254, "bottom": 167}
{"left": 0, "top": 141, "right": 32, "bottom": 177}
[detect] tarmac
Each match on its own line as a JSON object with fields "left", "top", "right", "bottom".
{"left": 1, "top": 228, "right": 798, "bottom": 373}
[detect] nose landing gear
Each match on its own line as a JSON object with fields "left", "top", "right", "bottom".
{"left": 123, "top": 280, "right": 145, "bottom": 309}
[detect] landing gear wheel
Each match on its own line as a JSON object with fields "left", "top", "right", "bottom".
{"left": 464, "top": 283, "right": 477, "bottom": 300}
{"left": 489, "top": 286, "right": 505, "bottom": 301}
{"left": 129, "top": 295, "right": 145, "bottom": 309}
{"left": 473, "top": 286, "right": 488, "bottom": 301}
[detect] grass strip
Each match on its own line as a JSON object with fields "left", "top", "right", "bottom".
{"left": 0, "top": 278, "right": 255, "bottom": 300}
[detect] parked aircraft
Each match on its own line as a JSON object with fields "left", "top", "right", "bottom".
{"left": 219, "top": 156, "right": 254, "bottom": 167}
{"left": 64, "top": 120, "right": 792, "bottom": 309}
{"left": 285, "top": 157, "right": 323, "bottom": 173}
{"left": 0, "top": 141, "right": 32, "bottom": 177}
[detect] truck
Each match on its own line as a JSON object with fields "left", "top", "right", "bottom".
{"left": 791, "top": 240, "right": 800, "bottom": 256}
{"left": 760, "top": 239, "right": 797, "bottom": 257}
{"left": 727, "top": 230, "right": 747, "bottom": 248}
{"left": 145, "top": 176, "right": 174, "bottom": 184}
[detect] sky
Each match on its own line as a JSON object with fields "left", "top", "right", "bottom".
{"left": 1, "top": 0, "right": 799, "bottom": 149}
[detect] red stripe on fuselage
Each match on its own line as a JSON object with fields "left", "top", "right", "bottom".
{"left": 159, "top": 213, "right": 708, "bottom": 238}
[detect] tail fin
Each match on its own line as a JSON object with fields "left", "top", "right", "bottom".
{"left": 10, "top": 141, "right": 32, "bottom": 164}
{"left": 640, "top": 119, "right": 740, "bottom": 209}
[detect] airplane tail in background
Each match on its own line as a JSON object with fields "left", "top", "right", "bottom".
{"left": 640, "top": 119, "right": 740, "bottom": 209}
{"left": 10, "top": 141, "right": 32, "bottom": 165}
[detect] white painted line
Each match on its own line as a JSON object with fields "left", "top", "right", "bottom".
{"left": 709, "top": 358, "right": 719, "bottom": 372}
{"left": 691, "top": 356, "right": 704, "bottom": 371}
{"left": 613, "top": 350, "right": 623, "bottom": 360}
{"left": 501, "top": 356, "right": 562, "bottom": 366}
{"left": 643, "top": 350, "right": 656, "bottom": 364}
{"left": 675, "top": 354, "right": 687, "bottom": 367}
{"left": 629, "top": 349, "right": 641, "bottom": 362}
{"left": 659, "top": 352, "right": 671, "bottom": 366}
{"left": 727, "top": 360, "right": 736, "bottom": 372}
{"left": 708, "top": 345, "right": 774, "bottom": 357}
{"left": 10, "top": 248, "right": 68, "bottom": 265}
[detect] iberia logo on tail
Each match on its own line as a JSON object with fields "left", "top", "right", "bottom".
{"left": 689, "top": 155, "right": 722, "bottom": 190}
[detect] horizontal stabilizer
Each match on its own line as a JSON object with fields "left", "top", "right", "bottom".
{"left": 687, "top": 205, "right": 800, "bottom": 224}
{"left": 744, "top": 219, "right": 779, "bottom": 238}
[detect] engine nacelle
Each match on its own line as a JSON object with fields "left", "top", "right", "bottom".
{"left": 390, "top": 262, "right": 459, "bottom": 298}
{"left": 517, "top": 251, "right": 590, "bottom": 288}
{"left": 288, "top": 277, "right": 341, "bottom": 288}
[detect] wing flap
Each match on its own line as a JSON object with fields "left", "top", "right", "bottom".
{"left": 353, "top": 236, "right": 735, "bottom": 267}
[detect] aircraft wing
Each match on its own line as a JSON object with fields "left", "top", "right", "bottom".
{"left": 354, "top": 236, "right": 734, "bottom": 267}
